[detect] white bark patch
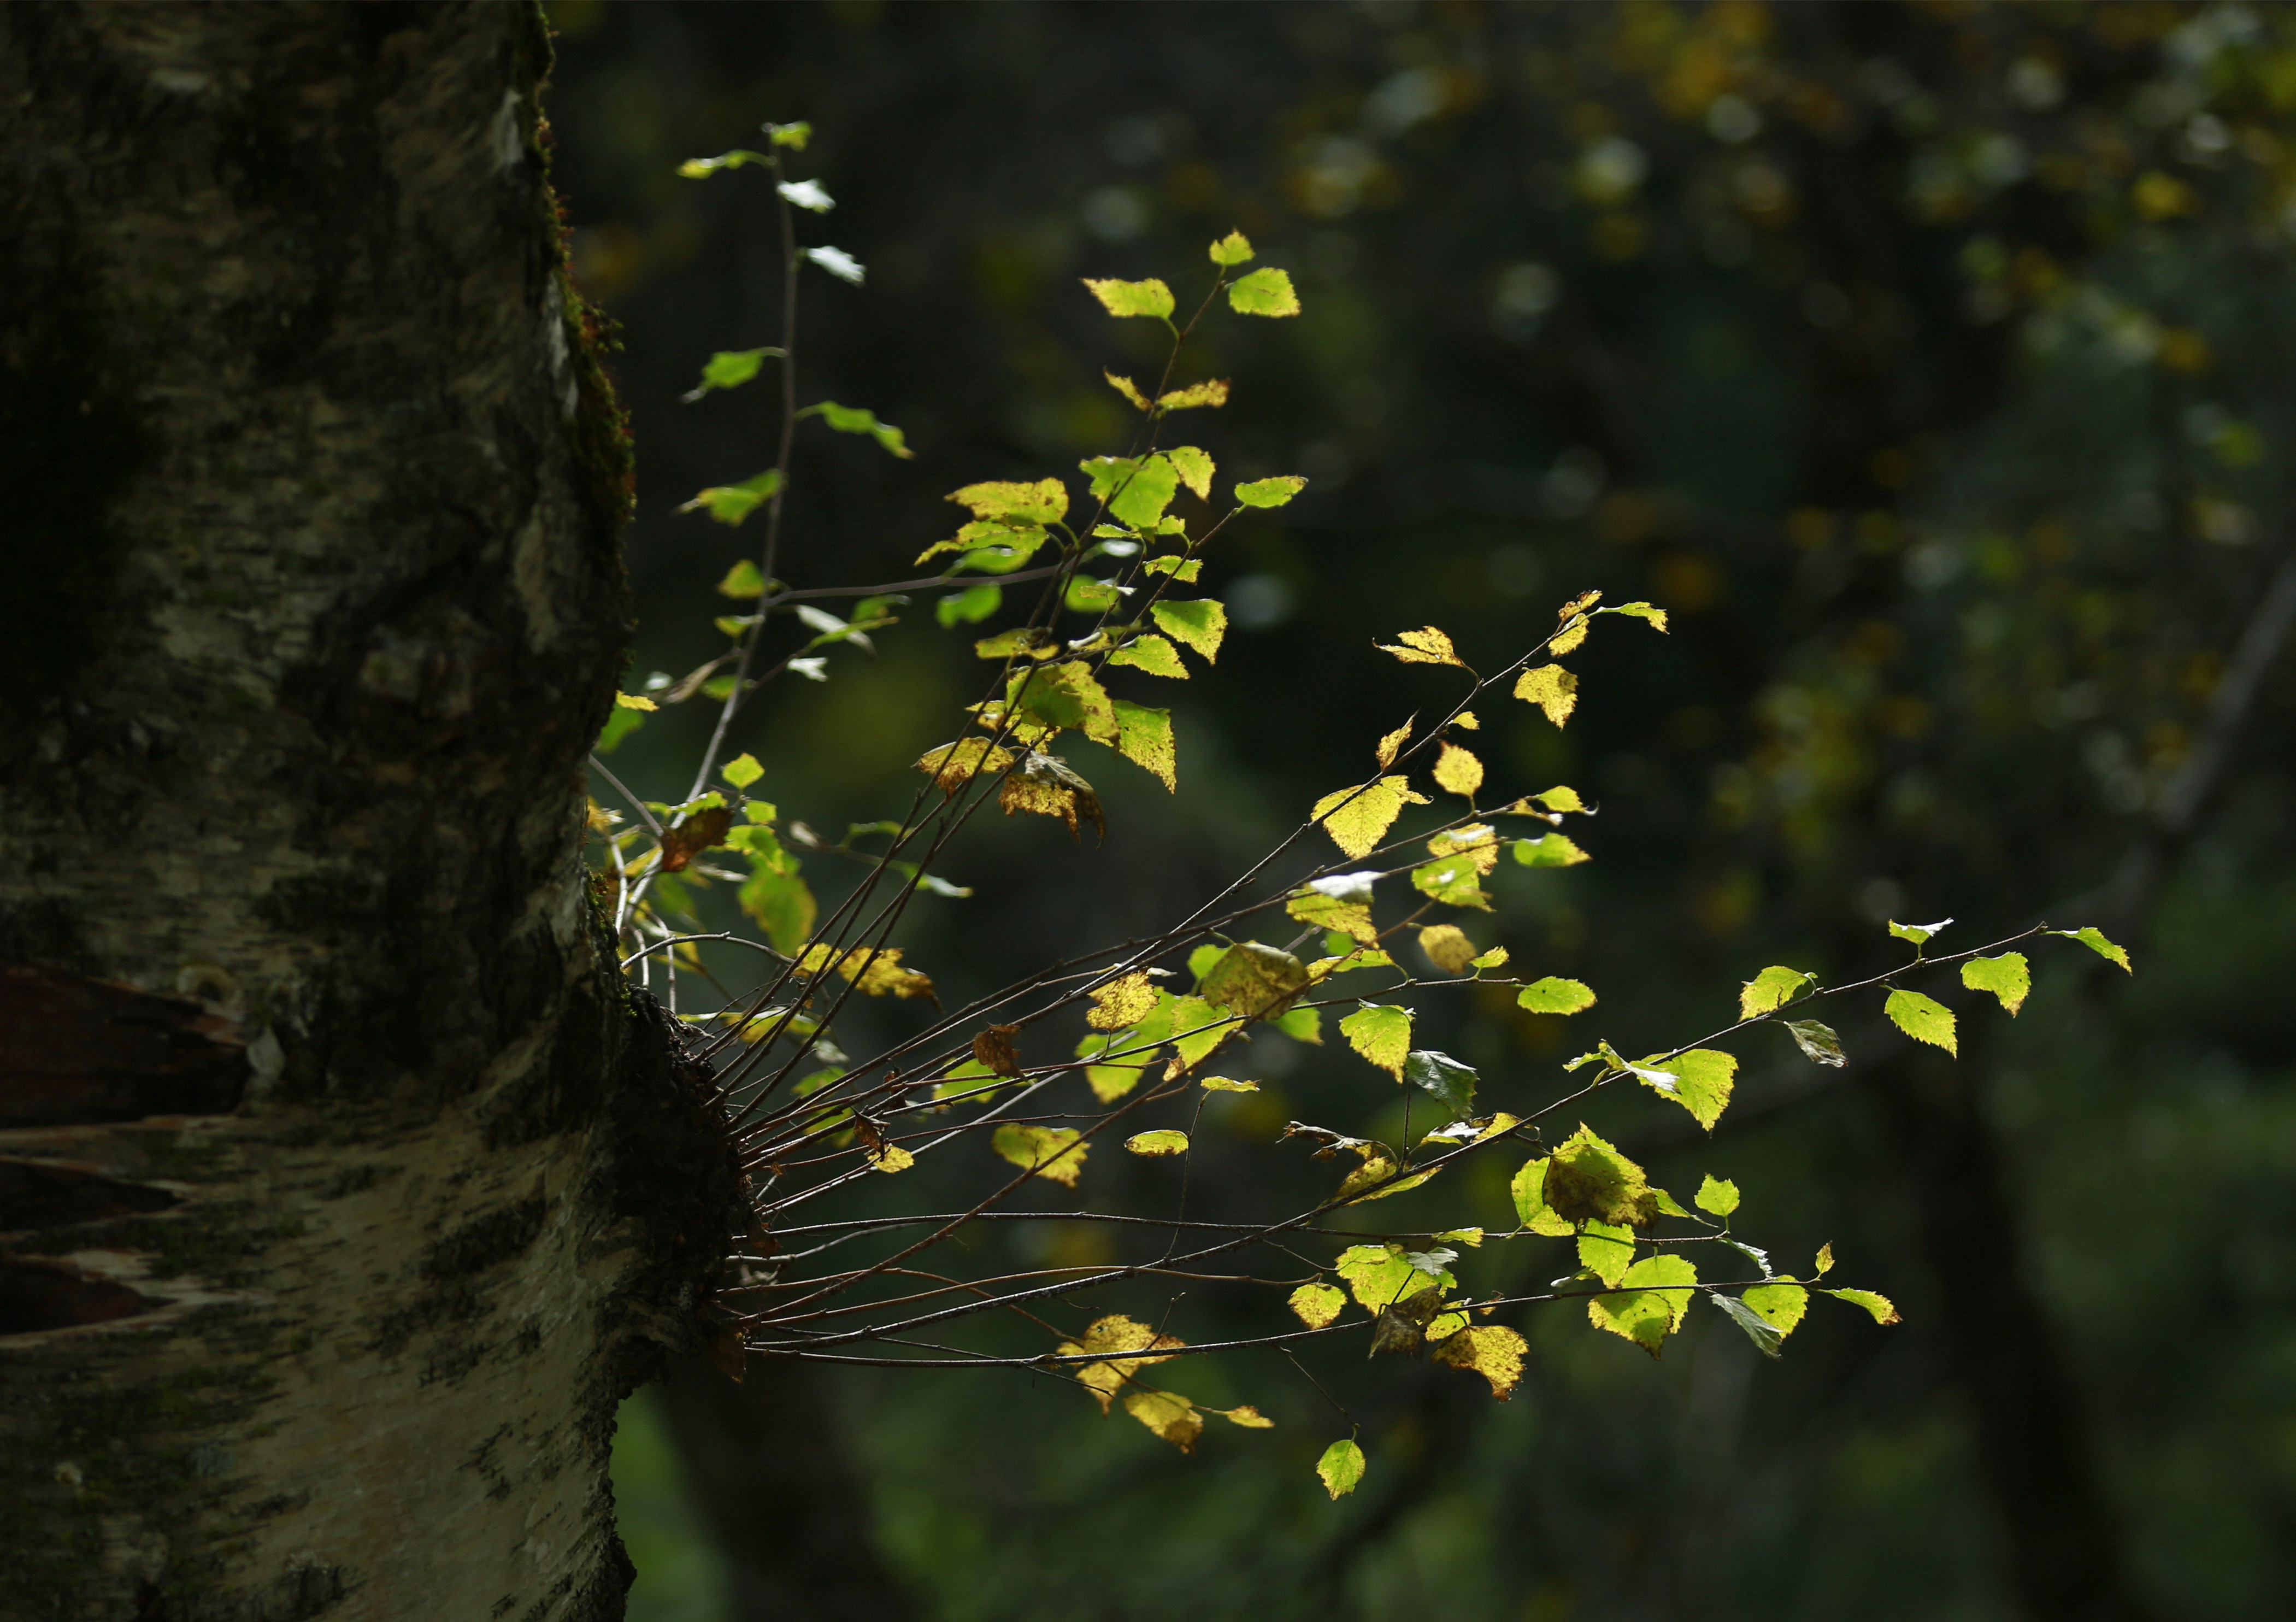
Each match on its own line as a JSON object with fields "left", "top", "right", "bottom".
{"left": 511, "top": 505, "right": 563, "bottom": 650}
{"left": 543, "top": 282, "right": 578, "bottom": 421}
{"left": 491, "top": 88, "right": 525, "bottom": 172}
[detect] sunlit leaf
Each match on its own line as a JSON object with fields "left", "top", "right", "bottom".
{"left": 1150, "top": 598, "right": 1227, "bottom": 663}
{"left": 1088, "top": 971, "right": 1161, "bottom": 1031}
{"left": 1533, "top": 785, "right": 1585, "bottom": 813}
{"left": 1372, "top": 716, "right": 1414, "bottom": 771}
{"left": 1403, "top": 1050, "right": 1477, "bottom": 1118}
{"left": 993, "top": 1123, "right": 1086, "bottom": 1188}
{"left": 1202, "top": 1076, "right": 1259, "bottom": 1094}
{"left": 1082, "top": 277, "right": 1176, "bottom": 319}
{"left": 1233, "top": 475, "right": 1306, "bottom": 508}
{"left": 1785, "top": 1019, "right": 1845, "bottom": 1066}
{"left": 764, "top": 121, "right": 811, "bottom": 149}
{"left": 1411, "top": 852, "right": 1492, "bottom": 910}
{"left": 1290, "top": 886, "right": 1377, "bottom": 946}
{"left": 1514, "top": 664, "right": 1579, "bottom": 726}
{"left": 1827, "top": 1288, "right": 1901, "bottom": 1325}
{"left": 777, "top": 177, "right": 834, "bottom": 211}
{"left": 1512, "top": 833, "right": 1588, "bottom": 868}
{"left": 1743, "top": 1280, "right": 1809, "bottom": 1338}
{"left": 915, "top": 738, "right": 1016, "bottom": 797}
{"left": 1158, "top": 380, "right": 1231, "bottom": 412}
{"left": 1888, "top": 917, "right": 1953, "bottom": 949}
{"left": 1588, "top": 1254, "right": 1699, "bottom": 1357}
{"left": 1125, "top": 1129, "right": 1190, "bottom": 1157}
{"left": 1111, "top": 700, "right": 1178, "bottom": 791}
{"left": 935, "top": 581, "right": 1002, "bottom": 627}
{"left": 1713, "top": 1294, "right": 1784, "bottom": 1359}
{"left": 1059, "top": 1314, "right": 1181, "bottom": 1413}
{"left": 1636, "top": 1048, "right": 1736, "bottom": 1130}
{"left": 949, "top": 477, "right": 1069, "bottom": 525}
{"left": 683, "top": 347, "right": 781, "bottom": 401}
{"left": 1885, "top": 989, "right": 1957, "bottom": 1056}
{"left": 1432, "top": 741, "right": 1485, "bottom": 799}
{"left": 1144, "top": 555, "right": 1202, "bottom": 581}
{"left": 1317, "top": 1438, "right": 1366, "bottom": 1499}
{"left": 999, "top": 750, "right": 1106, "bottom": 841}
{"left": 806, "top": 400, "right": 912, "bottom": 457}
{"left": 1220, "top": 1405, "right": 1274, "bottom": 1429}
{"left": 1695, "top": 1174, "right": 1740, "bottom": 1217}
{"left": 803, "top": 245, "right": 865, "bottom": 284}
{"left": 1312, "top": 775, "right": 1430, "bottom": 859}
{"left": 1577, "top": 1219, "right": 1635, "bottom": 1287}
{"left": 1274, "top": 1005, "right": 1323, "bottom": 1044}
{"left": 1739, "top": 965, "right": 1814, "bottom": 1019}
{"left": 2053, "top": 925, "right": 2133, "bottom": 973}
{"left": 1417, "top": 924, "right": 1477, "bottom": 974}
{"left": 721, "top": 753, "right": 764, "bottom": 790}
{"left": 865, "top": 1141, "right": 915, "bottom": 1174}
{"left": 1340, "top": 1003, "right": 1412, "bottom": 1079}
{"left": 1161, "top": 444, "right": 1215, "bottom": 501}
{"left": 1011, "top": 661, "right": 1120, "bottom": 744}
{"left": 1606, "top": 601, "right": 1669, "bottom": 631}
{"left": 615, "top": 692, "right": 660, "bottom": 713}
{"left": 1470, "top": 945, "right": 1510, "bottom": 971}
{"left": 1107, "top": 633, "right": 1188, "bottom": 680}
{"left": 1517, "top": 977, "right": 1596, "bottom": 1015}
{"left": 738, "top": 867, "right": 816, "bottom": 955}
{"left": 1962, "top": 952, "right": 2031, "bottom": 1015}
{"left": 1208, "top": 230, "right": 1255, "bottom": 266}
{"left": 1198, "top": 942, "right": 1309, "bottom": 1019}
{"left": 676, "top": 148, "right": 769, "bottom": 178}
{"left": 1104, "top": 369, "right": 1151, "bottom": 411}
{"left": 1227, "top": 266, "right": 1300, "bottom": 316}
{"left": 681, "top": 469, "right": 782, "bottom": 525}
{"left": 1122, "top": 1388, "right": 1202, "bottom": 1452}
{"left": 1549, "top": 615, "right": 1589, "bottom": 656}
{"left": 1543, "top": 1125, "right": 1660, "bottom": 1227}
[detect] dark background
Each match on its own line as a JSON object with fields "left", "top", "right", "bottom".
{"left": 544, "top": 4, "right": 2296, "bottom": 1619}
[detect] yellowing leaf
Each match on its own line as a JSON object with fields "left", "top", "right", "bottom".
{"left": 1739, "top": 965, "right": 1814, "bottom": 1020}
{"left": 1157, "top": 379, "right": 1231, "bottom": 412}
{"left": 1742, "top": 1281, "right": 1808, "bottom": 1337}
{"left": 1417, "top": 924, "right": 1477, "bottom": 974}
{"left": 1550, "top": 615, "right": 1589, "bottom": 656}
{"left": 1197, "top": 942, "right": 1310, "bottom": 1019}
{"left": 1695, "top": 1174, "right": 1739, "bottom": 1216}
{"left": 949, "top": 477, "right": 1068, "bottom": 525}
{"left": 1144, "top": 555, "right": 1203, "bottom": 582}
{"left": 1208, "top": 230, "right": 1255, "bottom": 266}
{"left": 1000, "top": 752, "right": 1106, "bottom": 842}
{"left": 1517, "top": 977, "right": 1596, "bottom": 1015}
{"left": 915, "top": 738, "right": 1017, "bottom": 797}
{"left": 1543, "top": 1125, "right": 1659, "bottom": 1227}
{"left": 1122, "top": 1388, "right": 1202, "bottom": 1452}
{"left": 1227, "top": 266, "right": 1300, "bottom": 317}
{"left": 1814, "top": 1242, "right": 1835, "bottom": 1277}
{"left": 2054, "top": 926, "right": 2133, "bottom": 973}
{"left": 721, "top": 751, "right": 764, "bottom": 789}
{"left": 1290, "top": 1282, "right": 1347, "bottom": 1329}
{"left": 1374, "top": 716, "right": 1414, "bottom": 771}
{"left": 1335, "top": 1243, "right": 1456, "bottom": 1313}
{"left": 1532, "top": 785, "right": 1585, "bottom": 813}
{"left": 1125, "top": 1129, "right": 1190, "bottom": 1157}
{"left": 1962, "top": 952, "right": 2031, "bottom": 1015}
{"left": 1510, "top": 1158, "right": 1576, "bottom": 1236}
{"left": 1577, "top": 1219, "right": 1635, "bottom": 1287}
{"left": 1340, "top": 1003, "right": 1412, "bottom": 1078}
{"left": 1104, "top": 369, "right": 1151, "bottom": 411}
{"left": 993, "top": 1124, "right": 1086, "bottom": 1187}
{"left": 1588, "top": 1254, "right": 1699, "bottom": 1357}
{"left": 1888, "top": 917, "right": 1953, "bottom": 949}
{"left": 1088, "top": 971, "right": 1160, "bottom": 1031}
{"left": 1312, "top": 775, "right": 1430, "bottom": 859}
{"left": 1885, "top": 989, "right": 1957, "bottom": 1056}
{"left": 715, "top": 558, "right": 766, "bottom": 598}
{"left": 1083, "top": 276, "right": 1176, "bottom": 320}
{"left": 1785, "top": 1019, "right": 1845, "bottom": 1066}
{"left": 1060, "top": 1314, "right": 1182, "bottom": 1412}
{"left": 1112, "top": 700, "right": 1178, "bottom": 791}
{"left": 1377, "top": 626, "right": 1463, "bottom": 667}
{"left": 1608, "top": 601, "right": 1669, "bottom": 631}
{"left": 1432, "top": 741, "right": 1485, "bottom": 799}
{"left": 1514, "top": 665, "right": 1579, "bottom": 726}
{"left": 681, "top": 468, "right": 782, "bottom": 525}
{"left": 1316, "top": 1438, "right": 1366, "bottom": 1499}
{"left": 1200, "top": 1076, "right": 1259, "bottom": 1093}
{"left": 1150, "top": 599, "right": 1227, "bottom": 663}
{"left": 1411, "top": 852, "right": 1492, "bottom": 910}
{"left": 1165, "top": 445, "right": 1215, "bottom": 499}
{"left": 1636, "top": 1048, "right": 1736, "bottom": 1130}
{"left": 867, "top": 1142, "right": 915, "bottom": 1173}
{"left": 1469, "top": 945, "right": 1510, "bottom": 971}
{"left": 1218, "top": 1405, "right": 1274, "bottom": 1429}
{"left": 1288, "top": 885, "right": 1377, "bottom": 946}
{"left": 1108, "top": 633, "right": 1189, "bottom": 679}
{"left": 1233, "top": 475, "right": 1306, "bottom": 508}
{"left": 1827, "top": 1288, "right": 1901, "bottom": 1325}
{"left": 1428, "top": 1325, "right": 1526, "bottom": 1398}
{"left": 1011, "top": 661, "right": 1119, "bottom": 744}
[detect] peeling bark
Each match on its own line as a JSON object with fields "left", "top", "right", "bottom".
{"left": 0, "top": 5, "right": 734, "bottom": 1618}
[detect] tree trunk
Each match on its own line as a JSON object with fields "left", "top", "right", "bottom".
{"left": 0, "top": 5, "right": 738, "bottom": 1618}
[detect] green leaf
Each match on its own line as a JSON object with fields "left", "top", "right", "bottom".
{"left": 1144, "top": 555, "right": 1203, "bottom": 581}
{"left": 1541, "top": 1125, "right": 1659, "bottom": 1227}
{"left": 2053, "top": 926, "right": 2133, "bottom": 973}
{"left": 1010, "top": 661, "right": 1119, "bottom": 745}
{"left": 738, "top": 867, "right": 817, "bottom": 956}
{"left": 1227, "top": 266, "right": 1300, "bottom": 316}
{"left": 1742, "top": 1281, "right": 1809, "bottom": 1337}
{"left": 1064, "top": 575, "right": 1124, "bottom": 614}
{"left": 1166, "top": 995, "right": 1233, "bottom": 1073}
{"left": 1517, "top": 977, "right": 1596, "bottom": 1015}
{"left": 1713, "top": 1294, "right": 1786, "bottom": 1359}
{"left": 1412, "top": 853, "right": 1492, "bottom": 911}
{"left": 949, "top": 478, "right": 1069, "bottom": 525}
{"left": 1509, "top": 1158, "right": 1576, "bottom": 1236}
{"left": 1785, "top": 1019, "right": 1845, "bottom": 1066}
{"left": 1081, "top": 453, "right": 1181, "bottom": 530}
{"left": 1316, "top": 1438, "right": 1366, "bottom": 1500}
{"left": 1738, "top": 965, "right": 1814, "bottom": 1020}
{"left": 596, "top": 704, "right": 645, "bottom": 754}
{"left": 1694, "top": 1175, "right": 1739, "bottom": 1217}
{"left": 1274, "top": 1005, "right": 1323, "bottom": 1044}
{"left": 1082, "top": 277, "right": 1175, "bottom": 320}
{"left": 681, "top": 469, "right": 782, "bottom": 525}
{"left": 1335, "top": 1242, "right": 1455, "bottom": 1312}
{"left": 1289, "top": 1282, "right": 1346, "bottom": 1328}
{"left": 1885, "top": 989, "right": 1957, "bottom": 1056}
{"left": 1513, "top": 665, "right": 1579, "bottom": 726}
{"left": 764, "top": 120, "right": 811, "bottom": 149}
{"left": 1200, "top": 1076, "right": 1259, "bottom": 1093}
{"left": 1111, "top": 700, "right": 1178, "bottom": 791}
{"left": 721, "top": 753, "right": 764, "bottom": 790}
{"left": 1149, "top": 599, "right": 1227, "bottom": 663}
{"left": 1530, "top": 785, "right": 1586, "bottom": 813}
{"left": 1888, "top": 917, "right": 1953, "bottom": 949}
{"left": 935, "top": 582, "right": 1002, "bottom": 628}
{"left": 1234, "top": 475, "right": 1306, "bottom": 508}
{"left": 1512, "top": 833, "right": 1589, "bottom": 868}
{"left": 1635, "top": 1049, "right": 1737, "bottom": 1131}
{"left": 806, "top": 401, "right": 912, "bottom": 458}
{"left": 992, "top": 1123, "right": 1086, "bottom": 1188}
{"left": 1124, "top": 1130, "right": 1190, "bottom": 1157}
{"left": 1197, "top": 942, "right": 1309, "bottom": 1019}
{"left": 1340, "top": 1003, "right": 1412, "bottom": 1078}
{"left": 1108, "top": 633, "right": 1189, "bottom": 679}
{"left": 1104, "top": 370, "right": 1151, "bottom": 411}
{"left": 1604, "top": 601, "right": 1670, "bottom": 631}
{"left": 676, "top": 148, "right": 770, "bottom": 178}
{"left": 1165, "top": 445, "right": 1215, "bottom": 499}
{"left": 682, "top": 348, "right": 780, "bottom": 401}
{"left": 1403, "top": 1050, "right": 1477, "bottom": 1118}
{"left": 1208, "top": 230, "right": 1255, "bottom": 267}
{"left": 1962, "top": 952, "right": 2032, "bottom": 1015}
{"left": 1588, "top": 1254, "right": 1699, "bottom": 1357}
{"left": 1312, "top": 776, "right": 1430, "bottom": 859}
{"left": 716, "top": 559, "right": 767, "bottom": 599}
{"left": 1187, "top": 944, "right": 1227, "bottom": 983}
{"left": 1578, "top": 1219, "right": 1635, "bottom": 1287}
{"left": 1826, "top": 1288, "right": 1902, "bottom": 1325}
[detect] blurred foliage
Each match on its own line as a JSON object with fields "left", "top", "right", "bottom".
{"left": 549, "top": 2, "right": 2296, "bottom": 1618}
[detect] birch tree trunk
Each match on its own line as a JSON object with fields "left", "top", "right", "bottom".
{"left": 0, "top": 5, "right": 739, "bottom": 1617}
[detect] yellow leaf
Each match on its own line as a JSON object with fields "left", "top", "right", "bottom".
{"left": 1377, "top": 625, "right": 1463, "bottom": 667}
{"left": 1125, "top": 1129, "right": 1190, "bottom": 1157}
{"left": 1165, "top": 445, "right": 1214, "bottom": 500}
{"left": 1104, "top": 369, "right": 1151, "bottom": 411}
{"left": 1429, "top": 1325, "right": 1527, "bottom": 1399}
{"left": 1311, "top": 775, "right": 1432, "bottom": 859}
{"left": 1112, "top": 700, "right": 1177, "bottom": 791}
{"left": 615, "top": 692, "right": 658, "bottom": 711}
{"left": 1316, "top": 1438, "right": 1367, "bottom": 1498}
{"left": 1286, "top": 886, "right": 1376, "bottom": 945}
{"left": 1452, "top": 710, "right": 1480, "bottom": 730}
{"left": 947, "top": 477, "right": 1068, "bottom": 524}
{"left": 1217, "top": 1404, "right": 1275, "bottom": 1429}
{"left": 993, "top": 1124, "right": 1086, "bottom": 1188}
{"left": 1122, "top": 1389, "right": 1202, "bottom": 1451}
{"left": 1588, "top": 1254, "right": 1699, "bottom": 1357}
{"left": 1339, "top": 1002, "right": 1412, "bottom": 1078}
{"left": 915, "top": 738, "right": 1017, "bottom": 797}
{"left": 1514, "top": 665, "right": 1579, "bottom": 726}
{"left": 1550, "top": 615, "right": 1589, "bottom": 656}
{"left": 1156, "top": 379, "right": 1231, "bottom": 411}
{"left": 1290, "top": 1282, "right": 1347, "bottom": 1329}
{"left": 1059, "top": 1314, "right": 1183, "bottom": 1413}
{"left": 1427, "top": 824, "right": 1502, "bottom": 873}
{"left": 1432, "top": 741, "right": 1485, "bottom": 799}
{"left": 1107, "top": 632, "right": 1189, "bottom": 679}
{"left": 1150, "top": 599, "right": 1227, "bottom": 663}
{"left": 1374, "top": 716, "right": 1414, "bottom": 771}
{"left": 1417, "top": 924, "right": 1477, "bottom": 974}
{"left": 867, "top": 1143, "right": 915, "bottom": 1173}
{"left": 1000, "top": 751, "right": 1106, "bottom": 842}
{"left": 1087, "top": 971, "right": 1159, "bottom": 1031}
{"left": 1200, "top": 1076, "right": 1258, "bottom": 1092}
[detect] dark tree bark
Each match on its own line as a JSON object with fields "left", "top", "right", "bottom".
{"left": 0, "top": 5, "right": 738, "bottom": 1617}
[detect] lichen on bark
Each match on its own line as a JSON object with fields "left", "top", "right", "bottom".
{"left": 0, "top": 5, "right": 731, "bottom": 1618}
